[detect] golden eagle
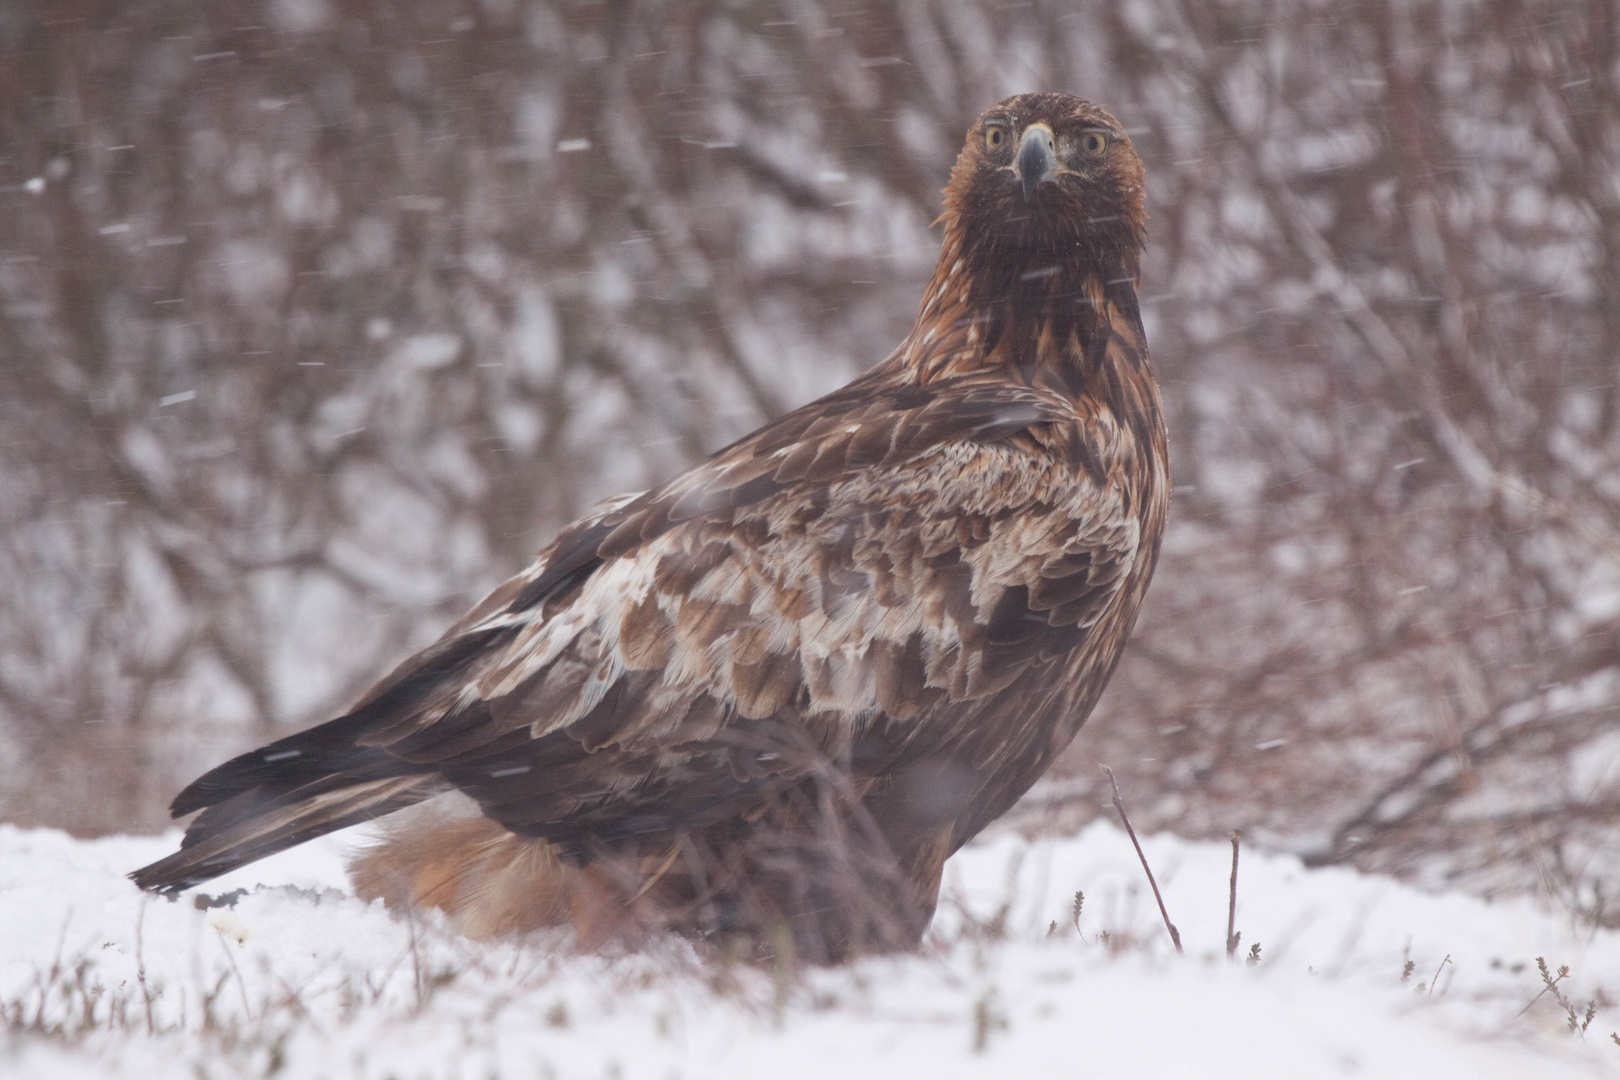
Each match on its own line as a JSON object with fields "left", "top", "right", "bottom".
{"left": 133, "top": 93, "right": 1168, "bottom": 962}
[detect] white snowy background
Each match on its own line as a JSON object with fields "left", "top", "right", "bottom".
{"left": 3, "top": 819, "right": 1616, "bottom": 1079}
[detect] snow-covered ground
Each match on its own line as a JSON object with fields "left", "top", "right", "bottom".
{"left": 1, "top": 819, "right": 1615, "bottom": 1079}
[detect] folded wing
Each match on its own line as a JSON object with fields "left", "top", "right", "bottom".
{"left": 132, "top": 372, "right": 1139, "bottom": 893}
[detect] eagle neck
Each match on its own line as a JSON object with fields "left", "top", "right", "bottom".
{"left": 902, "top": 220, "right": 1144, "bottom": 396}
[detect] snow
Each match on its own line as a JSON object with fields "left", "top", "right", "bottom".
{"left": 2, "top": 819, "right": 1616, "bottom": 1078}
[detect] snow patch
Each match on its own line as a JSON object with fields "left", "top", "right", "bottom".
{"left": 1, "top": 823, "right": 1615, "bottom": 1077}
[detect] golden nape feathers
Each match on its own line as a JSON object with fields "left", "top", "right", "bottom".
{"left": 133, "top": 93, "right": 1168, "bottom": 963}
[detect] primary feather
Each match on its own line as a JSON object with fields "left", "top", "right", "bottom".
{"left": 133, "top": 93, "right": 1169, "bottom": 962}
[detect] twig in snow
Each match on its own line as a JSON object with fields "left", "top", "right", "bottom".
{"left": 34, "top": 909, "right": 71, "bottom": 1030}
{"left": 1428, "top": 954, "right": 1451, "bottom": 997}
{"left": 215, "top": 926, "right": 254, "bottom": 1021}
{"left": 1102, "top": 765, "right": 1182, "bottom": 955}
{"left": 1226, "top": 831, "right": 1242, "bottom": 960}
{"left": 133, "top": 897, "right": 157, "bottom": 1035}
{"left": 1523, "top": 957, "right": 1606, "bottom": 1035}
{"left": 405, "top": 903, "right": 424, "bottom": 1009}
{"left": 1515, "top": 957, "right": 1569, "bottom": 1020}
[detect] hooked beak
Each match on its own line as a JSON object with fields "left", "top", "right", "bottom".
{"left": 1017, "top": 123, "right": 1057, "bottom": 203}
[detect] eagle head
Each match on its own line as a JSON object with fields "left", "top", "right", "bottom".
{"left": 940, "top": 93, "right": 1147, "bottom": 280}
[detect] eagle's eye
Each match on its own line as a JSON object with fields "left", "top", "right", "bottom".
{"left": 1082, "top": 132, "right": 1109, "bottom": 157}
{"left": 985, "top": 126, "right": 1004, "bottom": 149}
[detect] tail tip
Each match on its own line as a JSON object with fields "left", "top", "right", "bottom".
{"left": 128, "top": 859, "right": 197, "bottom": 898}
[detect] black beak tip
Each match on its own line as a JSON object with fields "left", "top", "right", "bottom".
{"left": 1017, "top": 134, "right": 1055, "bottom": 204}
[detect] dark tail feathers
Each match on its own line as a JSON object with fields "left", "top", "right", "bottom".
{"left": 130, "top": 713, "right": 444, "bottom": 896}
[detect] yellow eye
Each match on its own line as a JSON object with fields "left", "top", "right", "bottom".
{"left": 1082, "top": 132, "right": 1108, "bottom": 157}
{"left": 985, "top": 126, "right": 1004, "bottom": 148}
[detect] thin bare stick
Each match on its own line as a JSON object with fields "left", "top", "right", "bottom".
{"left": 134, "top": 896, "right": 155, "bottom": 1035}
{"left": 1428, "top": 954, "right": 1452, "bottom": 997}
{"left": 1226, "top": 831, "right": 1242, "bottom": 960}
{"left": 1515, "top": 978, "right": 1560, "bottom": 1019}
{"left": 1102, "top": 765, "right": 1182, "bottom": 955}
{"left": 34, "top": 909, "right": 72, "bottom": 1029}
{"left": 215, "top": 927, "right": 254, "bottom": 1021}
{"left": 404, "top": 903, "right": 424, "bottom": 1009}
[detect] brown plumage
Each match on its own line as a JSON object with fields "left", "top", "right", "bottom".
{"left": 132, "top": 93, "right": 1169, "bottom": 962}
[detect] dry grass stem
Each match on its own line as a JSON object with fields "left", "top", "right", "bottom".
{"left": 1102, "top": 765, "right": 1182, "bottom": 955}
{"left": 1226, "top": 831, "right": 1242, "bottom": 960}
{"left": 134, "top": 898, "right": 154, "bottom": 1036}
{"left": 1427, "top": 954, "right": 1451, "bottom": 998}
